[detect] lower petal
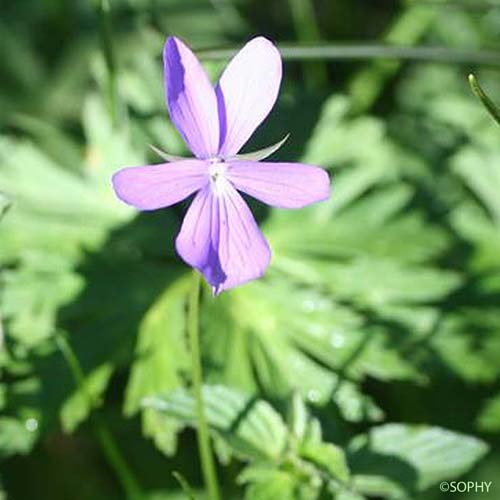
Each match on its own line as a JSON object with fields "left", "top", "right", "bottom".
{"left": 112, "top": 159, "right": 208, "bottom": 210}
{"left": 175, "top": 181, "right": 271, "bottom": 294}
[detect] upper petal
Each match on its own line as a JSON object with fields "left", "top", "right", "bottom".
{"left": 175, "top": 180, "right": 271, "bottom": 294}
{"left": 226, "top": 160, "right": 331, "bottom": 209}
{"left": 163, "top": 36, "right": 219, "bottom": 159}
{"left": 112, "top": 159, "right": 208, "bottom": 210}
{"left": 216, "top": 37, "right": 282, "bottom": 158}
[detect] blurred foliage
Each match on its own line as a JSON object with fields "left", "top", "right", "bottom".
{"left": 1, "top": 0, "right": 500, "bottom": 499}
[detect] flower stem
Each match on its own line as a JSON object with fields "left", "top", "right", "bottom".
{"left": 287, "top": 0, "right": 328, "bottom": 90}
{"left": 93, "top": 0, "right": 119, "bottom": 127}
{"left": 187, "top": 271, "right": 221, "bottom": 500}
{"left": 55, "top": 332, "right": 143, "bottom": 500}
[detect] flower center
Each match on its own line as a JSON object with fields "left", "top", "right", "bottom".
{"left": 208, "top": 160, "right": 228, "bottom": 194}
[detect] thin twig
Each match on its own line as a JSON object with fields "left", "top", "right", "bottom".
{"left": 197, "top": 43, "right": 500, "bottom": 66}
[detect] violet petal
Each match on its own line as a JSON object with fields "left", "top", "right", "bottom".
{"left": 112, "top": 160, "right": 208, "bottom": 210}
{"left": 216, "top": 37, "right": 282, "bottom": 158}
{"left": 175, "top": 180, "right": 271, "bottom": 294}
{"left": 164, "top": 36, "right": 219, "bottom": 159}
{"left": 227, "top": 160, "right": 331, "bottom": 209}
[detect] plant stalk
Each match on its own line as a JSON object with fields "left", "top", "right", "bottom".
{"left": 187, "top": 271, "right": 221, "bottom": 500}
{"left": 197, "top": 43, "right": 500, "bottom": 66}
{"left": 287, "top": 0, "right": 328, "bottom": 89}
{"left": 93, "top": 0, "right": 119, "bottom": 126}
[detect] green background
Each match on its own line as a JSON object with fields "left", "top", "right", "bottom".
{"left": 1, "top": 0, "right": 500, "bottom": 499}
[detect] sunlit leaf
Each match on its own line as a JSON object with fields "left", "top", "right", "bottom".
{"left": 349, "top": 424, "right": 489, "bottom": 494}
{"left": 0, "top": 417, "right": 38, "bottom": 458}
{"left": 145, "top": 385, "right": 288, "bottom": 461}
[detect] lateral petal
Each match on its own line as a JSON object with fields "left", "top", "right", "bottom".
{"left": 112, "top": 160, "right": 208, "bottom": 210}
{"left": 164, "top": 36, "right": 219, "bottom": 159}
{"left": 226, "top": 160, "right": 331, "bottom": 209}
{"left": 216, "top": 37, "right": 282, "bottom": 158}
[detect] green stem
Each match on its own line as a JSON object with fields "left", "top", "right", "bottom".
{"left": 93, "top": 0, "right": 119, "bottom": 126}
{"left": 469, "top": 73, "right": 500, "bottom": 127}
{"left": 404, "top": 0, "right": 500, "bottom": 9}
{"left": 55, "top": 333, "right": 143, "bottom": 500}
{"left": 208, "top": 0, "right": 247, "bottom": 32}
{"left": 197, "top": 43, "right": 500, "bottom": 66}
{"left": 287, "top": 0, "right": 328, "bottom": 89}
{"left": 187, "top": 271, "right": 221, "bottom": 500}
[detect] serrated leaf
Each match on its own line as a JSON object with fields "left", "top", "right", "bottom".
{"left": 145, "top": 385, "right": 288, "bottom": 461}
{"left": 240, "top": 467, "right": 298, "bottom": 500}
{"left": 203, "top": 281, "right": 389, "bottom": 418}
{"left": 276, "top": 257, "right": 461, "bottom": 308}
{"left": 349, "top": 424, "right": 489, "bottom": 494}
{"left": 300, "top": 442, "right": 350, "bottom": 483}
{"left": 268, "top": 185, "right": 449, "bottom": 265}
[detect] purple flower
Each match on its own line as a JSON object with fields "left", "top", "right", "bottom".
{"left": 112, "top": 36, "right": 330, "bottom": 294}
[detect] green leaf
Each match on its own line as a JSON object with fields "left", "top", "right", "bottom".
{"left": 82, "top": 94, "right": 145, "bottom": 189}
{"left": 276, "top": 257, "right": 461, "bottom": 308}
{"left": 0, "top": 138, "right": 126, "bottom": 267}
{"left": 452, "top": 145, "right": 500, "bottom": 222}
{"left": 10, "top": 113, "right": 83, "bottom": 171}
{"left": 429, "top": 312, "right": 500, "bottom": 383}
{"left": 288, "top": 394, "right": 351, "bottom": 484}
{"left": 349, "top": 424, "right": 489, "bottom": 494}
{"left": 145, "top": 385, "right": 288, "bottom": 461}
{"left": 239, "top": 467, "right": 299, "bottom": 500}
{"left": 477, "top": 393, "right": 500, "bottom": 432}
{"left": 451, "top": 201, "right": 500, "bottom": 272}
{"left": 124, "top": 276, "right": 191, "bottom": 455}
{"left": 2, "top": 266, "right": 83, "bottom": 348}
{"left": 300, "top": 442, "right": 350, "bottom": 483}
{"left": 60, "top": 362, "right": 114, "bottom": 433}
{"left": 350, "top": 475, "right": 407, "bottom": 500}
{"left": 203, "top": 281, "right": 396, "bottom": 415}
{"left": 0, "top": 417, "right": 38, "bottom": 458}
